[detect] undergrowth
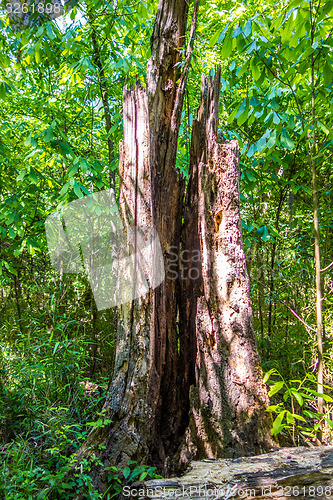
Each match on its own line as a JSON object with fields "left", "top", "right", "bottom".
{"left": 0, "top": 312, "right": 160, "bottom": 499}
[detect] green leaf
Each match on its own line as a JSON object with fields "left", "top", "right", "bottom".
{"left": 271, "top": 411, "right": 286, "bottom": 436}
{"left": 52, "top": 342, "right": 60, "bottom": 355}
{"left": 139, "top": 471, "right": 148, "bottom": 482}
{"left": 17, "top": 169, "right": 27, "bottom": 181}
{"left": 73, "top": 181, "right": 83, "bottom": 199}
{"left": 273, "top": 112, "right": 280, "bottom": 125}
{"left": 237, "top": 98, "right": 250, "bottom": 126}
{"left": 217, "top": 23, "right": 230, "bottom": 43}
{"left": 238, "top": 59, "right": 251, "bottom": 76}
{"left": 8, "top": 227, "right": 15, "bottom": 239}
{"left": 293, "top": 414, "right": 306, "bottom": 422}
{"left": 4, "top": 261, "right": 17, "bottom": 275}
{"left": 209, "top": 30, "right": 220, "bottom": 47}
{"left": 35, "top": 44, "right": 42, "bottom": 64}
{"left": 268, "top": 380, "right": 284, "bottom": 397}
{"left": 81, "top": 57, "right": 96, "bottom": 72}
{"left": 256, "top": 225, "right": 270, "bottom": 242}
{"left": 59, "top": 183, "right": 69, "bottom": 196}
{"left": 255, "top": 135, "right": 267, "bottom": 153}
{"left": 323, "top": 62, "right": 333, "bottom": 87}
{"left": 44, "top": 124, "right": 54, "bottom": 142}
{"left": 280, "top": 129, "right": 295, "bottom": 150}
{"left": 247, "top": 144, "right": 256, "bottom": 158}
{"left": 305, "top": 389, "right": 333, "bottom": 402}
{"left": 68, "top": 163, "right": 79, "bottom": 178}
{"left": 246, "top": 170, "right": 256, "bottom": 182}
{"left": 250, "top": 96, "right": 260, "bottom": 107}
{"left": 286, "top": 411, "right": 295, "bottom": 424}
{"left": 243, "top": 20, "right": 251, "bottom": 38}
{"left": 303, "top": 410, "right": 318, "bottom": 418}
{"left": 324, "top": 418, "right": 333, "bottom": 429}
{"left": 13, "top": 240, "right": 26, "bottom": 257}
{"left": 317, "top": 121, "right": 330, "bottom": 135}
{"left": 251, "top": 63, "right": 261, "bottom": 81}
{"left": 0, "top": 83, "right": 7, "bottom": 99}
{"left": 232, "top": 25, "right": 242, "bottom": 38}
{"left": 261, "top": 226, "right": 270, "bottom": 242}
{"left": 27, "top": 238, "right": 40, "bottom": 254}
{"left": 29, "top": 168, "right": 39, "bottom": 184}
{"left": 263, "top": 369, "right": 277, "bottom": 384}
{"left": 80, "top": 158, "right": 89, "bottom": 172}
{"left": 290, "top": 390, "right": 303, "bottom": 406}
{"left": 36, "top": 25, "right": 44, "bottom": 37}
{"left": 246, "top": 39, "right": 257, "bottom": 54}
{"left": 46, "top": 23, "right": 55, "bottom": 40}
{"left": 221, "top": 31, "right": 233, "bottom": 59}
{"left": 59, "top": 141, "right": 74, "bottom": 158}
{"left": 123, "top": 467, "right": 131, "bottom": 479}
{"left": 24, "top": 132, "right": 38, "bottom": 147}
{"left": 266, "top": 404, "right": 283, "bottom": 412}
{"left": 267, "top": 130, "right": 277, "bottom": 149}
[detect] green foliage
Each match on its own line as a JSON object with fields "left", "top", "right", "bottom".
{"left": 0, "top": 305, "right": 161, "bottom": 499}
{"left": 265, "top": 369, "right": 333, "bottom": 443}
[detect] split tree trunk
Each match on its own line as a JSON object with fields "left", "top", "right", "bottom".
{"left": 75, "top": 1, "right": 273, "bottom": 489}
{"left": 179, "top": 71, "right": 273, "bottom": 462}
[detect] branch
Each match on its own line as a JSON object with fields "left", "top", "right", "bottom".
{"left": 171, "top": 0, "right": 200, "bottom": 128}
{"left": 321, "top": 261, "right": 333, "bottom": 273}
{"left": 273, "top": 295, "right": 317, "bottom": 332}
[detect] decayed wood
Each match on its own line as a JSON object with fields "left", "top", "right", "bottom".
{"left": 76, "top": 0, "right": 199, "bottom": 478}
{"left": 137, "top": 446, "right": 333, "bottom": 499}
{"left": 75, "top": 84, "right": 154, "bottom": 484}
{"left": 145, "top": 0, "right": 199, "bottom": 468}
{"left": 179, "top": 70, "right": 273, "bottom": 463}
{"left": 75, "top": 0, "right": 273, "bottom": 486}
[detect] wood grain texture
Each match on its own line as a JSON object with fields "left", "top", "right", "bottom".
{"left": 179, "top": 70, "right": 273, "bottom": 463}
{"left": 137, "top": 446, "right": 333, "bottom": 499}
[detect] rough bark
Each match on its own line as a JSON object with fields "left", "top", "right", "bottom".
{"left": 137, "top": 446, "right": 333, "bottom": 500}
{"left": 76, "top": 0, "right": 199, "bottom": 478}
{"left": 145, "top": 0, "right": 199, "bottom": 467}
{"left": 179, "top": 71, "right": 273, "bottom": 462}
{"left": 75, "top": 85, "right": 154, "bottom": 484}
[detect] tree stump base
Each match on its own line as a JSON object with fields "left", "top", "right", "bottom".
{"left": 134, "top": 446, "right": 333, "bottom": 499}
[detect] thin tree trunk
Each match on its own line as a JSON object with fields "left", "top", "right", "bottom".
{"left": 267, "top": 189, "right": 284, "bottom": 338}
{"left": 179, "top": 71, "right": 273, "bottom": 462}
{"left": 256, "top": 242, "right": 265, "bottom": 347}
{"left": 14, "top": 274, "right": 22, "bottom": 332}
{"left": 309, "top": 18, "right": 323, "bottom": 439}
{"left": 88, "top": 8, "right": 115, "bottom": 186}
{"left": 311, "top": 136, "right": 324, "bottom": 430}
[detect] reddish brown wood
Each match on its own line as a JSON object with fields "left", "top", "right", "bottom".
{"left": 179, "top": 71, "right": 273, "bottom": 462}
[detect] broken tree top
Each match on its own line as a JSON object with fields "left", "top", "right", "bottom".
{"left": 134, "top": 446, "right": 333, "bottom": 499}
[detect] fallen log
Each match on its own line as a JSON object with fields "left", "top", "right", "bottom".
{"left": 129, "top": 446, "right": 333, "bottom": 499}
